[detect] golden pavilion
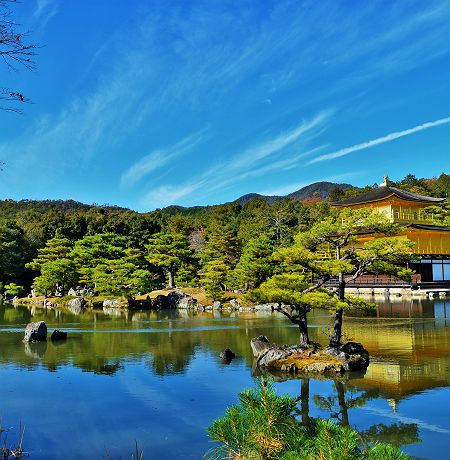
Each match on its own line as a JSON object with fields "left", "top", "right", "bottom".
{"left": 331, "top": 176, "right": 450, "bottom": 284}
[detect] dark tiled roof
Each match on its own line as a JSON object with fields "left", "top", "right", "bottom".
{"left": 407, "top": 224, "right": 450, "bottom": 232}
{"left": 331, "top": 185, "right": 445, "bottom": 206}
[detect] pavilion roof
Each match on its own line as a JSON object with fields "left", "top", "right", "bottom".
{"left": 331, "top": 185, "right": 445, "bottom": 206}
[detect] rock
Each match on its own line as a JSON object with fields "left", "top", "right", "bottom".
{"left": 239, "top": 307, "right": 255, "bottom": 312}
{"left": 103, "top": 299, "right": 120, "bottom": 309}
{"left": 68, "top": 297, "right": 87, "bottom": 315}
{"left": 325, "top": 346, "right": 339, "bottom": 356}
{"left": 258, "top": 348, "right": 292, "bottom": 367}
{"left": 339, "top": 341, "right": 368, "bottom": 356}
{"left": 253, "top": 337, "right": 369, "bottom": 374}
{"left": 229, "top": 298, "right": 240, "bottom": 309}
{"left": 152, "top": 295, "right": 171, "bottom": 310}
{"left": 281, "top": 362, "right": 297, "bottom": 373}
{"left": 219, "top": 348, "right": 236, "bottom": 363}
{"left": 212, "top": 301, "right": 221, "bottom": 310}
{"left": 51, "top": 329, "right": 67, "bottom": 341}
{"left": 301, "top": 361, "right": 344, "bottom": 374}
{"left": 250, "top": 335, "right": 271, "bottom": 357}
{"left": 167, "top": 289, "right": 196, "bottom": 309}
{"left": 343, "top": 356, "right": 367, "bottom": 372}
{"left": 255, "top": 303, "right": 277, "bottom": 311}
{"left": 24, "top": 321, "right": 47, "bottom": 342}
{"left": 67, "top": 288, "right": 77, "bottom": 296}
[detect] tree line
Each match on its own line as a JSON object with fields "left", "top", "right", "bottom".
{"left": 0, "top": 173, "right": 448, "bottom": 309}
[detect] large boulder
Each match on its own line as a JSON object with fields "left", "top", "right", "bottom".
{"left": 229, "top": 298, "right": 240, "bottom": 309}
{"left": 152, "top": 295, "right": 171, "bottom": 310}
{"left": 23, "top": 321, "right": 47, "bottom": 342}
{"left": 67, "top": 297, "right": 87, "bottom": 315}
{"left": 250, "top": 335, "right": 271, "bottom": 357}
{"left": 167, "top": 289, "right": 196, "bottom": 309}
{"left": 103, "top": 299, "right": 120, "bottom": 309}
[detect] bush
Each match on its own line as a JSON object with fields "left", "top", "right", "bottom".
{"left": 206, "top": 380, "right": 409, "bottom": 460}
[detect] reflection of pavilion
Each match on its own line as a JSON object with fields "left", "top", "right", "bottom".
{"left": 343, "top": 298, "right": 450, "bottom": 408}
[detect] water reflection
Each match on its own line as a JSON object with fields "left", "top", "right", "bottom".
{"left": 0, "top": 297, "right": 449, "bottom": 458}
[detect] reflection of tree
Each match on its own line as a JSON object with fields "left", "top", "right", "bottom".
{"left": 313, "top": 379, "right": 420, "bottom": 449}
{"left": 314, "top": 381, "right": 377, "bottom": 427}
{"left": 298, "top": 378, "right": 310, "bottom": 424}
{"left": 361, "top": 423, "right": 419, "bottom": 448}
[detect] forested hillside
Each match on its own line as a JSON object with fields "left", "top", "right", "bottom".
{"left": 0, "top": 173, "right": 448, "bottom": 297}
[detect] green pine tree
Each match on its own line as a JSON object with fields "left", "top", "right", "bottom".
{"left": 147, "top": 232, "right": 195, "bottom": 288}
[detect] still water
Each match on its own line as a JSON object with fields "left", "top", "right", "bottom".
{"left": 1, "top": 297, "right": 449, "bottom": 459}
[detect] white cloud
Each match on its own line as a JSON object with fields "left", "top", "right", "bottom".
{"left": 228, "top": 111, "right": 331, "bottom": 171}
{"left": 143, "top": 184, "right": 200, "bottom": 209}
{"left": 140, "top": 112, "right": 331, "bottom": 208}
{"left": 120, "top": 130, "right": 207, "bottom": 188}
{"left": 308, "top": 116, "right": 450, "bottom": 164}
{"left": 33, "top": 0, "right": 58, "bottom": 29}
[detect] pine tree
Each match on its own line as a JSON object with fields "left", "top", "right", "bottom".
{"left": 70, "top": 233, "right": 127, "bottom": 286}
{"left": 200, "top": 259, "right": 228, "bottom": 301}
{"left": 26, "top": 237, "right": 72, "bottom": 272}
{"left": 232, "top": 235, "right": 274, "bottom": 290}
{"left": 147, "top": 232, "right": 195, "bottom": 288}
{"left": 32, "top": 258, "right": 78, "bottom": 295}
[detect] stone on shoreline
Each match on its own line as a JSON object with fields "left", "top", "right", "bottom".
{"left": 23, "top": 321, "right": 47, "bottom": 342}
{"left": 167, "top": 289, "right": 196, "bottom": 309}
{"left": 103, "top": 299, "right": 120, "bottom": 309}
{"left": 68, "top": 297, "right": 87, "bottom": 315}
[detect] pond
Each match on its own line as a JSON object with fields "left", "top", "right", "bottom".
{"left": 1, "top": 297, "right": 449, "bottom": 459}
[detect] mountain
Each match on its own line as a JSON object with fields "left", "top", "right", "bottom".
{"left": 234, "top": 182, "right": 353, "bottom": 206}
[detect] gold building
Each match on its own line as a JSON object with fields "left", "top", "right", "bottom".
{"left": 331, "top": 177, "right": 450, "bottom": 283}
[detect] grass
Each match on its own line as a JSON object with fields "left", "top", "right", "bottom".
{"left": 0, "top": 420, "right": 26, "bottom": 459}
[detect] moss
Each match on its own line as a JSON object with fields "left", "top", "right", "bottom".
{"left": 271, "top": 350, "right": 344, "bottom": 373}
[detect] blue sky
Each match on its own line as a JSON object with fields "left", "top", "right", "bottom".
{"left": 1, "top": 0, "right": 449, "bottom": 211}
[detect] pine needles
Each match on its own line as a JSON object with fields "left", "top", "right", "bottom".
{"left": 206, "top": 380, "right": 410, "bottom": 460}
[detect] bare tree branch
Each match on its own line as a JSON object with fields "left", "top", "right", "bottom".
{"left": 0, "top": 0, "right": 37, "bottom": 113}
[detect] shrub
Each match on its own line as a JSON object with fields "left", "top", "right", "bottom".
{"left": 206, "top": 380, "right": 409, "bottom": 460}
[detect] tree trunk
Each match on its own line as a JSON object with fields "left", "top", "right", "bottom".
{"left": 329, "top": 247, "right": 345, "bottom": 348}
{"left": 167, "top": 269, "right": 175, "bottom": 289}
{"left": 298, "top": 306, "right": 309, "bottom": 347}
{"left": 329, "top": 307, "right": 343, "bottom": 348}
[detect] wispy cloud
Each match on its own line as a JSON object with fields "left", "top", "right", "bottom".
{"left": 228, "top": 111, "right": 331, "bottom": 170}
{"left": 141, "top": 112, "right": 331, "bottom": 208}
{"left": 308, "top": 116, "right": 450, "bottom": 164}
{"left": 144, "top": 184, "right": 200, "bottom": 209}
{"left": 32, "top": 0, "right": 58, "bottom": 29}
{"left": 120, "top": 130, "right": 207, "bottom": 188}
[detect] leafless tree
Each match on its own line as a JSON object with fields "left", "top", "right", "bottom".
{"left": 1, "top": 0, "right": 37, "bottom": 113}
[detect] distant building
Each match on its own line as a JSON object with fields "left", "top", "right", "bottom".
{"left": 331, "top": 177, "right": 450, "bottom": 283}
